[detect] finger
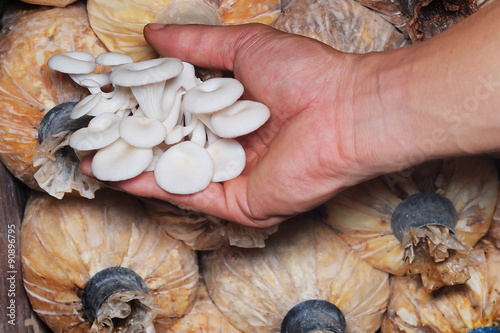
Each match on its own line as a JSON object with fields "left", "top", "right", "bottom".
{"left": 80, "top": 153, "right": 94, "bottom": 176}
{"left": 143, "top": 23, "right": 275, "bottom": 71}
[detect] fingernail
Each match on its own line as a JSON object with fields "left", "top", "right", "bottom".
{"left": 147, "top": 23, "right": 167, "bottom": 30}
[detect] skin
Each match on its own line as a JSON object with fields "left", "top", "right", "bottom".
{"left": 81, "top": 1, "right": 500, "bottom": 228}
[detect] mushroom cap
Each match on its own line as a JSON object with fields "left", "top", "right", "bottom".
{"left": 47, "top": 51, "right": 97, "bottom": 74}
{"left": 154, "top": 141, "right": 214, "bottom": 194}
{"left": 69, "top": 113, "right": 121, "bottom": 150}
{"left": 119, "top": 115, "right": 167, "bottom": 148}
{"left": 211, "top": 100, "right": 270, "bottom": 138}
{"left": 165, "top": 125, "right": 185, "bottom": 145}
{"left": 69, "top": 93, "right": 103, "bottom": 119}
{"left": 91, "top": 138, "right": 153, "bottom": 181}
{"left": 181, "top": 77, "right": 244, "bottom": 114}
{"left": 96, "top": 52, "right": 134, "bottom": 67}
{"left": 110, "top": 57, "right": 184, "bottom": 87}
{"left": 206, "top": 138, "right": 246, "bottom": 182}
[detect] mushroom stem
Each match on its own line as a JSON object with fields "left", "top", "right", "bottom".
{"left": 390, "top": 192, "right": 458, "bottom": 242}
{"left": 82, "top": 266, "right": 159, "bottom": 332}
{"left": 281, "top": 300, "right": 347, "bottom": 333}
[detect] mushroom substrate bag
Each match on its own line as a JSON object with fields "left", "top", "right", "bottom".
{"left": 382, "top": 240, "right": 500, "bottom": 332}
{"left": 323, "top": 156, "right": 499, "bottom": 292}
{"left": 273, "top": 0, "right": 409, "bottom": 53}
{"left": 486, "top": 186, "right": 500, "bottom": 249}
{"left": 142, "top": 198, "right": 278, "bottom": 250}
{"left": 0, "top": 2, "right": 107, "bottom": 197}
{"left": 87, "top": 0, "right": 281, "bottom": 61}
{"left": 201, "top": 212, "right": 390, "bottom": 333}
{"left": 164, "top": 276, "right": 243, "bottom": 333}
{"left": 21, "top": 190, "right": 199, "bottom": 332}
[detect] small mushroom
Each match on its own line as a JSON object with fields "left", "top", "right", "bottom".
{"left": 119, "top": 115, "right": 167, "bottom": 148}
{"left": 154, "top": 141, "right": 214, "bottom": 194}
{"left": 69, "top": 112, "right": 121, "bottom": 151}
{"left": 281, "top": 300, "right": 347, "bottom": 333}
{"left": 206, "top": 138, "right": 246, "bottom": 182}
{"left": 47, "top": 51, "right": 111, "bottom": 88}
{"left": 95, "top": 52, "right": 134, "bottom": 68}
{"left": 78, "top": 77, "right": 112, "bottom": 95}
{"left": 69, "top": 82, "right": 137, "bottom": 119}
{"left": 165, "top": 113, "right": 202, "bottom": 145}
{"left": 70, "top": 92, "right": 105, "bottom": 119}
{"left": 211, "top": 100, "right": 271, "bottom": 138}
{"left": 189, "top": 120, "right": 208, "bottom": 147}
{"left": 181, "top": 77, "right": 244, "bottom": 114}
{"left": 47, "top": 51, "right": 96, "bottom": 74}
{"left": 162, "top": 90, "right": 184, "bottom": 133}
{"left": 91, "top": 138, "right": 153, "bottom": 181}
{"left": 110, "top": 57, "right": 184, "bottom": 121}
{"left": 161, "top": 62, "right": 199, "bottom": 132}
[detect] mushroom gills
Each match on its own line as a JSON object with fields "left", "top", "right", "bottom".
{"left": 38, "top": 101, "right": 91, "bottom": 143}
{"left": 281, "top": 300, "right": 347, "bottom": 333}
{"left": 82, "top": 266, "right": 159, "bottom": 332}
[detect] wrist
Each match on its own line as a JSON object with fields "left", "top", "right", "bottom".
{"left": 337, "top": 47, "right": 423, "bottom": 178}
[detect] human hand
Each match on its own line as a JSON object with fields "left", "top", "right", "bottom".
{"left": 80, "top": 23, "right": 416, "bottom": 227}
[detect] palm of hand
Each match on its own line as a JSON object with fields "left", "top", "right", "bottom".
{"left": 83, "top": 24, "right": 358, "bottom": 227}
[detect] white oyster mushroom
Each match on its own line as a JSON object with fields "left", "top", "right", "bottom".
{"left": 154, "top": 141, "right": 214, "bottom": 194}
{"left": 70, "top": 88, "right": 135, "bottom": 119}
{"left": 162, "top": 89, "right": 184, "bottom": 133}
{"left": 165, "top": 125, "right": 184, "bottom": 145}
{"left": 47, "top": 51, "right": 111, "bottom": 88}
{"left": 91, "top": 138, "right": 153, "bottom": 181}
{"left": 110, "top": 57, "right": 184, "bottom": 121}
{"left": 160, "top": 62, "right": 199, "bottom": 131}
{"left": 70, "top": 93, "right": 103, "bottom": 119}
{"left": 95, "top": 52, "right": 134, "bottom": 68}
{"left": 47, "top": 51, "right": 96, "bottom": 75}
{"left": 206, "top": 138, "right": 246, "bottom": 182}
{"left": 165, "top": 113, "right": 201, "bottom": 145}
{"left": 145, "top": 146, "right": 167, "bottom": 172}
{"left": 69, "top": 113, "right": 121, "bottom": 151}
{"left": 162, "top": 61, "right": 199, "bottom": 109}
{"left": 181, "top": 77, "right": 244, "bottom": 114}
{"left": 119, "top": 116, "right": 167, "bottom": 148}
{"left": 189, "top": 121, "right": 207, "bottom": 147}
{"left": 211, "top": 100, "right": 271, "bottom": 138}
{"left": 78, "top": 75, "right": 111, "bottom": 94}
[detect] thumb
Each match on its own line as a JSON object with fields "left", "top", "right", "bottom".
{"left": 143, "top": 23, "right": 276, "bottom": 71}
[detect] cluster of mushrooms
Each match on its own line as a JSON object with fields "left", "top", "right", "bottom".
{"left": 47, "top": 51, "right": 270, "bottom": 194}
